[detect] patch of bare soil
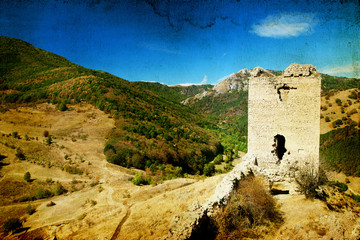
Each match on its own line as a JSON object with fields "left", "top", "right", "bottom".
{"left": 267, "top": 187, "right": 360, "bottom": 240}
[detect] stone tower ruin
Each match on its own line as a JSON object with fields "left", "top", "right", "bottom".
{"left": 245, "top": 63, "right": 321, "bottom": 184}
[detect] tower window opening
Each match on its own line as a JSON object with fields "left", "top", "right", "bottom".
{"left": 274, "top": 134, "right": 287, "bottom": 163}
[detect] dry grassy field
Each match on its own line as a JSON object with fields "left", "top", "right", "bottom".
{"left": 320, "top": 88, "right": 360, "bottom": 134}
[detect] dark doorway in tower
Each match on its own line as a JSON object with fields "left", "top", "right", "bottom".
{"left": 274, "top": 134, "right": 287, "bottom": 163}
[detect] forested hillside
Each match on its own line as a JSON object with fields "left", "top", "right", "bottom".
{"left": 0, "top": 36, "right": 222, "bottom": 175}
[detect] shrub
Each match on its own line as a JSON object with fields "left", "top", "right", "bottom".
{"left": 46, "top": 136, "right": 52, "bottom": 145}
{"left": 203, "top": 163, "right": 215, "bottom": 176}
{"left": 149, "top": 163, "right": 157, "bottom": 173}
{"left": 26, "top": 204, "right": 36, "bottom": 215}
{"left": 57, "top": 102, "right": 68, "bottom": 111}
{"left": 295, "top": 167, "right": 320, "bottom": 198}
{"left": 329, "top": 181, "right": 348, "bottom": 192}
{"left": 350, "top": 194, "right": 360, "bottom": 202}
{"left": 103, "top": 143, "right": 116, "bottom": 154}
{"left": 63, "top": 165, "right": 83, "bottom": 175}
{"left": 16, "top": 148, "right": 25, "bottom": 160}
{"left": 35, "top": 188, "right": 53, "bottom": 199}
{"left": 214, "top": 176, "right": 282, "bottom": 239}
{"left": 325, "top": 116, "right": 330, "bottom": 122}
{"left": 53, "top": 184, "right": 67, "bottom": 196}
{"left": 24, "top": 172, "right": 31, "bottom": 182}
{"left": 46, "top": 178, "right": 53, "bottom": 184}
{"left": 90, "top": 181, "right": 99, "bottom": 187}
{"left": 213, "top": 155, "right": 223, "bottom": 165}
{"left": 332, "top": 119, "right": 343, "bottom": 128}
{"left": 224, "top": 162, "right": 233, "bottom": 172}
{"left": 348, "top": 91, "right": 358, "bottom": 99}
{"left": 335, "top": 98, "right": 342, "bottom": 106}
{"left": 3, "top": 218, "right": 22, "bottom": 234}
{"left": 175, "top": 166, "right": 183, "bottom": 176}
{"left": 12, "top": 132, "right": 18, "bottom": 138}
{"left": 132, "top": 173, "right": 151, "bottom": 185}
{"left": 43, "top": 130, "right": 49, "bottom": 138}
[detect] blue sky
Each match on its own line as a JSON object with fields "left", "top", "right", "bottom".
{"left": 1, "top": 0, "right": 359, "bottom": 85}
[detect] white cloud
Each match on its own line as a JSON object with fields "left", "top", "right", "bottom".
{"left": 320, "top": 62, "right": 360, "bottom": 78}
{"left": 201, "top": 75, "right": 208, "bottom": 84}
{"left": 251, "top": 13, "right": 317, "bottom": 38}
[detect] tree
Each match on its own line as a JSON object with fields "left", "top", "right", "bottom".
{"left": 57, "top": 102, "right": 68, "bottom": 111}
{"left": 16, "top": 148, "right": 25, "bottom": 160}
{"left": 46, "top": 135, "right": 52, "bottom": 145}
{"left": 26, "top": 204, "right": 36, "bottom": 215}
{"left": 43, "top": 130, "right": 49, "bottom": 138}
{"left": 53, "top": 183, "right": 67, "bottom": 196}
{"left": 3, "top": 218, "right": 22, "bottom": 234}
{"left": 203, "top": 163, "right": 215, "bottom": 176}
{"left": 24, "top": 172, "right": 31, "bottom": 182}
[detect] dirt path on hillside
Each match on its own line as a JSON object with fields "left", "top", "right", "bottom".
{"left": 111, "top": 206, "right": 133, "bottom": 240}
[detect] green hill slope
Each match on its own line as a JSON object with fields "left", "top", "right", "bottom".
{"left": 0, "top": 36, "right": 222, "bottom": 175}
{"left": 133, "top": 81, "right": 213, "bottom": 103}
{"left": 320, "top": 126, "right": 360, "bottom": 176}
{"left": 322, "top": 74, "right": 360, "bottom": 94}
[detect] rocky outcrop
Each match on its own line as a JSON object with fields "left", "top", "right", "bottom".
{"left": 182, "top": 67, "right": 275, "bottom": 105}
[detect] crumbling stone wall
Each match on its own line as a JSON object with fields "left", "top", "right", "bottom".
{"left": 246, "top": 63, "right": 321, "bottom": 174}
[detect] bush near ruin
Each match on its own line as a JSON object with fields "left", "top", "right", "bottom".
{"left": 213, "top": 175, "right": 282, "bottom": 239}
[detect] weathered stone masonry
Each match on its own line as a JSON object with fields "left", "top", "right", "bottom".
{"left": 246, "top": 63, "right": 321, "bottom": 173}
